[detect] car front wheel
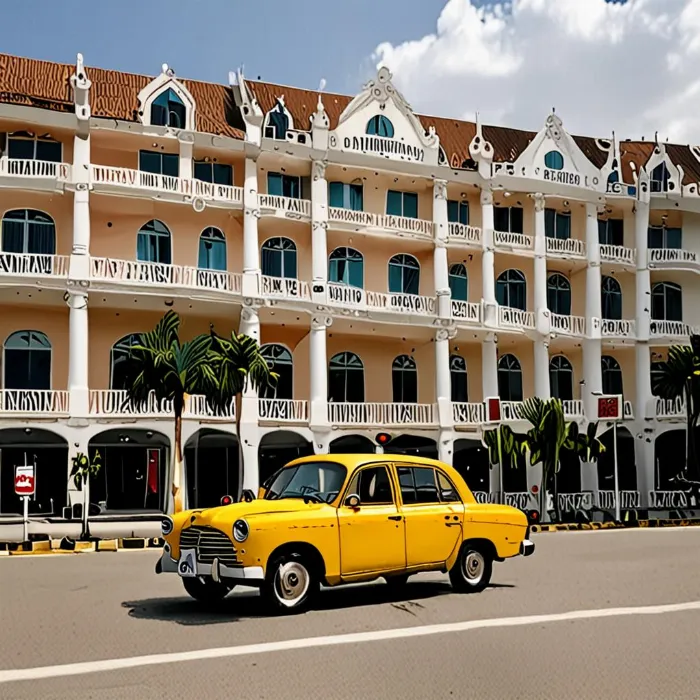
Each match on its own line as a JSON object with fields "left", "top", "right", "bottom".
{"left": 182, "top": 576, "right": 234, "bottom": 603}
{"left": 262, "top": 552, "right": 319, "bottom": 614}
{"left": 449, "top": 543, "right": 493, "bottom": 593}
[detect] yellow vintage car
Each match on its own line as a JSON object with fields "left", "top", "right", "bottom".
{"left": 156, "top": 453, "right": 534, "bottom": 613}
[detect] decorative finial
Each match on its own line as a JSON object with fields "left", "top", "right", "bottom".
{"left": 162, "top": 63, "right": 168, "bottom": 74}
{"left": 318, "top": 78, "right": 326, "bottom": 93}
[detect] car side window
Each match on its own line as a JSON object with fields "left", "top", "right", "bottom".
{"left": 436, "top": 471, "right": 460, "bottom": 503}
{"left": 412, "top": 467, "right": 440, "bottom": 503}
{"left": 346, "top": 466, "right": 395, "bottom": 506}
{"left": 397, "top": 467, "right": 417, "bottom": 504}
{"left": 397, "top": 466, "right": 462, "bottom": 504}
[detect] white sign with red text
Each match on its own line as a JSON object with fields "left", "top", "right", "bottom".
{"left": 14, "top": 464, "right": 35, "bottom": 496}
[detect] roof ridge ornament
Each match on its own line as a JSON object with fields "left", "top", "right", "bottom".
{"left": 468, "top": 111, "right": 494, "bottom": 168}
{"left": 545, "top": 112, "right": 563, "bottom": 142}
{"left": 70, "top": 52, "right": 91, "bottom": 125}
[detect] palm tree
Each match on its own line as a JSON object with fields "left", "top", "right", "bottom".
{"left": 126, "top": 310, "right": 217, "bottom": 513}
{"left": 482, "top": 423, "right": 525, "bottom": 500}
{"left": 207, "top": 327, "right": 277, "bottom": 490}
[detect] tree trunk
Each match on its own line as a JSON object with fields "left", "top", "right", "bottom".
{"left": 235, "top": 392, "right": 244, "bottom": 500}
{"left": 551, "top": 463, "right": 560, "bottom": 523}
{"left": 81, "top": 475, "right": 91, "bottom": 540}
{"left": 172, "top": 412, "right": 184, "bottom": 513}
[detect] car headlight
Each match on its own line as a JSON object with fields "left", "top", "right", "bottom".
{"left": 161, "top": 517, "right": 174, "bottom": 536}
{"left": 233, "top": 519, "right": 249, "bottom": 543}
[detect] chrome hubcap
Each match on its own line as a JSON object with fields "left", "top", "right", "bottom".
{"left": 463, "top": 551, "right": 484, "bottom": 584}
{"left": 274, "top": 561, "right": 310, "bottom": 607}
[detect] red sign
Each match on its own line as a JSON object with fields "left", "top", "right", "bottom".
{"left": 597, "top": 395, "right": 622, "bottom": 420}
{"left": 486, "top": 397, "right": 501, "bottom": 422}
{"left": 14, "top": 464, "right": 35, "bottom": 496}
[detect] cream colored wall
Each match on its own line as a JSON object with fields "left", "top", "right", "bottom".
{"left": 679, "top": 211, "right": 700, "bottom": 254}
{"left": 0, "top": 304, "right": 69, "bottom": 390}
{"left": 0, "top": 120, "right": 74, "bottom": 163}
{"left": 259, "top": 325, "right": 311, "bottom": 401}
{"left": 91, "top": 132, "right": 179, "bottom": 171}
{"left": 0, "top": 190, "right": 73, "bottom": 256}
{"left": 569, "top": 269, "right": 587, "bottom": 317}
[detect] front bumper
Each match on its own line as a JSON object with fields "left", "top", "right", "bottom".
{"left": 519, "top": 539, "right": 535, "bottom": 557}
{"left": 155, "top": 551, "right": 264, "bottom": 584}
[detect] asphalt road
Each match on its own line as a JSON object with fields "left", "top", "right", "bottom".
{"left": 1, "top": 528, "right": 700, "bottom": 700}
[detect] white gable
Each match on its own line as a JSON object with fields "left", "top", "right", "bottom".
{"left": 137, "top": 64, "right": 196, "bottom": 132}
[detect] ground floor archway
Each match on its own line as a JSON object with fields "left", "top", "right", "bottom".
{"left": 654, "top": 429, "right": 687, "bottom": 491}
{"left": 598, "top": 426, "right": 637, "bottom": 492}
{"left": 453, "top": 439, "right": 490, "bottom": 495}
{"left": 258, "top": 430, "right": 314, "bottom": 488}
{"left": 185, "top": 429, "right": 239, "bottom": 509}
{"left": 0, "top": 427, "right": 68, "bottom": 516}
{"left": 384, "top": 435, "right": 438, "bottom": 459}
{"left": 88, "top": 429, "right": 170, "bottom": 513}
{"left": 329, "top": 434, "right": 376, "bottom": 454}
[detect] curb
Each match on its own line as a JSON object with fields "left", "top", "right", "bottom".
{"left": 530, "top": 518, "right": 700, "bottom": 533}
{"left": 0, "top": 536, "right": 164, "bottom": 555}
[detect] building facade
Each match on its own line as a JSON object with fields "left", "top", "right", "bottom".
{"left": 0, "top": 52, "right": 697, "bottom": 536}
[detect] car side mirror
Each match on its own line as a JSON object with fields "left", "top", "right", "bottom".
{"left": 240, "top": 489, "right": 256, "bottom": 503}
{"left": 344, "top": 494, "right": 361, "bottom": 509}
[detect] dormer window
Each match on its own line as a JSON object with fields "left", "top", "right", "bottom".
{"left": 366, "top": 115, "right": 394, "bottom": 138}
{"left": 650, "top": 162, "right": 671, "bottom": 193}
{"left": 151, "top": 88, "right": 186, "bottom": 128}
{"left": 264, "top": 101, "right": 290, "bottom": 140}
{"left": 6, "top": 132, "right": 61, "bottom": 162}
{"left": 544, "top": 151, "right": 564, "bottom": 170}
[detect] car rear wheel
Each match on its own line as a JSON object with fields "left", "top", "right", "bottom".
{"left": 449, "top": 543, "right": 493, "bottom": 593}
{"left": 262, "top": 552, "right": 319, "bottom": 614}
{"left": 182, "top": 576, "right": 234, "bottom": 603}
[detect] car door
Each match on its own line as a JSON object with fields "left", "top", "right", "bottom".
{"left": 396, "top": 464, "right": 465, "bottom": 568}
{"left": 337, "top": 463, "right": 407, "bottom": 576}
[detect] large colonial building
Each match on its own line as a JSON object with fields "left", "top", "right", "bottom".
{"left": 0, "top": 52, "right": 696, "bottom": 536}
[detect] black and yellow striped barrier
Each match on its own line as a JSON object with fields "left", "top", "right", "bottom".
{"left": 530, "top": 519, "right": 700, "bottom": 533}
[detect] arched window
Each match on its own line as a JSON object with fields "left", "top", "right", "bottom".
{"left": 544, "top": 151, "right": 564, "bottom": 170}
{"left": 650, "top": 162, "right": 671, "bottom": 193}
{"left": 7, "top": 131, "right": 61, "bottom": 162}
{"left": 550, "top": 355, "right": 574, "bottom": 401}
{"left": 450, "top": 354, "right": 468, "bottom": 402}
{"left": 496, "top": 269, "right": 526, "bottom": 310}
{"left": 601, "top": 355, "right": 623, "bottom": 396}
{"left": 366, "top": 115, "right": 394, "bottom": 138}
{"left": 137, "top": 219, "right": 171, "bottom": 264}
{"left": 392, "top": 355, "right": 417, "bottom": 403}
{"left": 601, "top": 276, "right": 622, "bottom": 320}
{"left": 388, "top": 254, "right": 420, "bottom": 295}
{"left": 547, "top": 273, "right": 571, "bottom": 315}
{"left": 328, "top": 352, "right": 364, "bottom": 403}
{"left": 498, "top": 354, "right": 523, "bottom": 402}
{"left": 449, "top": 263, "right": 468, "bottom": 301}
{"left": 651, "top": 361, "right": 665, "bottom": 397}
{"left": 198, "top": 227, "right": 226, "bottom": 271}
{"left": 259, "top": 344, "right": 293, "bottom": 399}
{"left": 261, "top": 237, "right": 297, "bottom": 278}
{"left": 265, "top": 101, "right": 289, "bottom": 140}
{"left": 651, "top": 282, "right": 683, "bottom": 322}
{"left": 3, "top": 331, "right": 51, "bottom": 390}
{"left": 2, "top": 209, "right": 56, "bottom": 256}
{"left": 110, "top": 334, "right": 141, "bottom": 390}
{"left": 329, "top": 247, "right": 363, "bottom": 288}
{"left": 151, "top": 88, "right": 186, "bottom": 129}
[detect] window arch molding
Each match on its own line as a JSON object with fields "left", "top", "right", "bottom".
{"left": 137, "top": 68, "right": 196, "bottom": 131}
{"left": 651, "top": 281, "right": 683, "bottom": 322}
{"left": 329, "top": 246, "right": 364, "bottom": 288}
{"left": 497, "top": 353, "right": 523, "bottom": 402}
{"left": 388, "top": 253, "right": 420, "bottom": 295}
{"left": 198, "top": 226, "right": 227, "bottom": 271}
{"left": 136, "top": 219, "right": 172, "bottom": 265}
{"left": 496, "top": 269, "right": 527, "bottom": 310}
{"left": 261, "top": 236, "right": 297, "bottom": 278}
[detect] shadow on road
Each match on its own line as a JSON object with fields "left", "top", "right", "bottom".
{"left": 122, "top": 580, "right": 515, "bottom": 626}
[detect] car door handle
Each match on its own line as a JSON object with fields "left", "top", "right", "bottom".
{"left": 445, "top": 522, "right": 461, "bottom": 527}
{"left": 388, "top": 515, "right": 402, "bottom": 521}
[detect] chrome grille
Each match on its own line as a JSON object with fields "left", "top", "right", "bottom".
{"left": 179, "top": 526, "right": 238, "bottom": 566}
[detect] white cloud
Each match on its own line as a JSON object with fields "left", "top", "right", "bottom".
{"left": 373, "top": 0, "right": 700, "bottom": 144}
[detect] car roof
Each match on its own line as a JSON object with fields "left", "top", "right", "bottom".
{"left": 285, "top": 453, "right": 453, "bottom": 470}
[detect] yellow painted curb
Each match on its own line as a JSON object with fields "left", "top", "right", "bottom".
{"left": 97, "top": 539, "right": 119, "bottom": 552}
{"left": 74, "top": 541, "right": 95, "bottom": 552}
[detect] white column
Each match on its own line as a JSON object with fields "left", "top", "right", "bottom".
{"left": 635, "top": 198, "right": 651, "bottom": 342}
{"left": 435, "top": 328, "right": 453, "bottom": 427}
{"left": 67, "top": 292, "right": 89, "bottom": 418}
{"left": 534, "top": 339, "right": 550, "bottom": 399}
{"left": 533, "top": 194, "right": 550, "bottom": 330}
{"left": 242, "top": 156, "right": 260, "bottom": 295}
{"left": 481, "top": 189, "right": 497, "bottom": 326}
{"left": 482, "top": 332, "right": 499, "bottom": 400}
{"left": 311, "top": 160, "right": 329, "bottom": 302}
{"left": 583, "top": 202, "right": 603, "bottom": 419}
{"left": 438, "top": 432, "right": 454, "bottom": 465}
{"left": 433, "top": 179, "right": 451, "bottom": 318}
{"left": 309, "top": 315, "right": 331, "bottom": 429}
{"left": 178, "top": 134, "right": 193, "bottom": 181}
{"left": 238, "top": 306, "right": 261, "bottom": 493}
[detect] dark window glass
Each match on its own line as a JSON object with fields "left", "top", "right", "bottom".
{"left": 449, "top": 263, "right": 468, "bottom": 301}
{"left": 447, "top": 200, "right": 469, "bottom": 224}
{"left": 267, "top": 172, "right": 300, "bottom": 198}
{"left": 601, "top": 356, "right": 623, "bottom": 395}
{"left": 259, "top": 344, "right": 293, "bottom": 399}
{"left": 328, "top": 352, "right": 364, "bottom": 403}
{"left": 366, "top": 115, "right": 394, "bottom": 138}
{"left": 386, "top": 190, "right": 418, "bottom": 218}
{"left": 2, "top": 209, "right": 56, "bottom": 257}
{"left": 550, "top": 356, "right": 574, "bottom": 401}
{"left": 110, "top": 333, "right": 141, "bottom": 390}
{"left": 651, "top": 283, "right": 682, "bottom": 322}
{"left": 498, "top": 354, "right": 523, "bottom": 402}
{"left": 3, "top": 330, "right": 51, "bottom": 390}
{"left": 450, "top": 355, "right": 468, "bottom": 402}
{"left": 261, "top": 237, "right": 297, "bottom": 278}
{"left": 599, "top": 219, "right": 624, "bottom": 246}
{"left": 329, "top": 247, "right": 363, "bottom": 287}
{"left": 151, "top": 88, "right": 186, "bottom": 128}
{"left": 198, "top": 227, "right": 226, "bottom": 271}
{"left": 496, "top": 269, "right": 526, "bottom": 310}
{"left": 347, "top": 466, "right": 394, "bottom": 505}
{"left": 136, "top": 219, "right": 171, "bottom": 265}
{"left": 139, "top": 151, "right": 179, "bottom": 177}
{"left": 193, "top": 161, "right": 233, "bottom": 186}
{"left": 392, "top": 355, "right": 417, "bottom": 403}
{"left": 388, "top": 254, "right": 420, "bottom": 295}
{"left": 601, "top": 276, "right": 622, "bottom": 320}
{"left": 547, "top": 274, "right": 571, "bottom": 315}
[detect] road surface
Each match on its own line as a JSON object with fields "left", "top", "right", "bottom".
{"left": 1, "top": 528, "right": 699, "bottom": 699}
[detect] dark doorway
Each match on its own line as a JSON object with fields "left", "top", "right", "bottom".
{"left": 385, "top": 435, "right": 438, "bottom": 459}
{"left": 329, "top": 435, "right": 376, "bottom": 454}
{"left": 453, "top": 440, "right": 490, "bottom": 496}
{"left": 597, "top": 426, "right": 637, "bottom": 492}
{"left": 258, "top": 431, "right": 314, "bottom": 487}
{"left": 185, "top": 430, "right": 239, "bottom": 508}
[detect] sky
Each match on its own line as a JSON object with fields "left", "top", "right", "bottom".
{"left": 5, "top": 0, "right": 700, "bottom": 143}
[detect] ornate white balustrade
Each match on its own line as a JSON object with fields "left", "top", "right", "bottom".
{"left": 494, "top": 230, "right": 533, "bottom": 251}
{"left": 451, "top": 300, "right": 482, "bottom": 324}
{"left": 367, "top": 291, "right": 436, "bottom": 316}
{"left": 648, "top": 490, "right": 692, "bottom": 509}
{"left": 601, "top": 319, "right": 636, "bottom": 338}
{"left": 0, "top": 390, "right": 69, "bottom": 416}
{"left": 597, "top": 490, "right": 641, "bottom": 510}
{"left": 327, "top": 282, "right": 365, "bottom": 307}
{"left": 0, "top": 157, "right": 71, "bottom": 184}
{"left": 498, "top": 306, "right": 536, "bottom": 330}
{"left": 557, "top": 491, "right": 594, "bottom": 512}
{"left": 327, "top": 207, "right": 434, "bottom": 239}
{"left": 545, "top": 237, "right": 586, "bottom": 258}
{"left": 258, "top": 399, "right": 309, "bottom": 422}
{"left": 650, "top": 320, "right": 699, "bottom": 339}
{"left": 648, "top": 248, "right": 699, "bottom": 269}
{"left": 89, "top": 390, "right": 235, "bottom": 420}
{"left": 600, "top": 244, "right": 635, "bottom": 266}
{"left": 501, "top": 401, "right": 525, "bottom": 421}
{"left": 258, "top": 194, "right": 311, "bottom": 219}
{"left": 473, "top": 491, "right": 496, "bottom": 504}
{"left": 328, "top": 402, "right": 436, "bottom": 427}
{"left": 452, "top": 402, "right": 486, "bottom": 425}
{"left": 260, "top": 275, "right": 310, "bottom": 300}
{"left": 0, "top": 252, "right": 69, "bottom": 279}
{"left": 551, "top": 313, "right": 586, "bottom": 336}
{"left": 656, "top": 397, "right": 685, "bottom": 420}
{"left": 562, "top": 400, "right": 585, "bottom": 419}
{"left": 447, "top": 222, "right": 482, "bottom": 246}
{"left": 504, "top": 492, "right": 535, "bottom": 511}
{"left": 90, "top": 165, "right": 243, "bottom": 205}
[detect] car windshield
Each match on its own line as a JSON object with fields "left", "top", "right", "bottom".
{"left": 263, "top": 462, "right": 347, "bottom": 503}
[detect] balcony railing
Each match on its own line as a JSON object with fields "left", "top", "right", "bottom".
{"left": 562, "top": 400, "right": 584, "bottom": 419}
{"left": 447, "top": 222, "right": 481, "bottom": 246}
{"left": 656, "top": 397, "right": 685, "bottom": 420}
{"left": 89, "top": 390, "right": 235, "bottom": 419}
{"left": 327, "top": 282, "right": 365, "bottom": 307}
{"left": 258, "top": 399, "right": 309, "bottom": 422}
{"left": 650, "top": 320, "right": 698, "bottom": 338}
{"left": 597, "top": 490, "right": 641, "bottom": 510}
{"left": 328, "top": 402, "right": 436, "bottom": 426}
{"left": 258, "top": 194, "right": 311, "bottom": 218}
{"left": 601, "top": 319, "right": 636, "bottom": 338}
{"left": 648, "top": 490, "right": 692, "bottom": 509}
{"left": 451, "top": 300, "right": 482, "bottom": 323}
{"left": 91, "top": 165, "right": 243, "bottom": 205}
{"left": 557, "top": 491, "right": 594, "bottom": 512}
{"left": 551, "top": 313, "right": 586, "bottom": 336}
{"left": 0, "top": 389, "right": 69, "bottom": 416}
{"left": 648, "top": 248, "right": 698, "bottom": 267}
{"left": 501, "top": 401, "right": 525, "bottom": 421}
{"left": 452, "top": 402, "right": 486, "bottom": 424}
{"left": 600, "top": 244, "right": 635, "bottom": 266}
{"left": 498, "top": 306, "right": 536, "bottom": 330}
{"left": 473, "top": 491, "right": 496, "bottom": 504}
{"left": 504, "top": 492, "right": 535, "bottom": 511}
{"left": 545, "top": 237, "right": 586, "bottom": 257}
{"left": 494, "top": 230, "right": 533, "bottom": 251}
{"left": 327, "top": 207, "right": 435, "bottom": 239}
{"left": 367, "top": 291, "right": 436, "bottom": 316}
{"left": 260, "top": 275, "right": 310, "bottom": 300}
{"left": 0, "top": 157, "right": 71, "bottom": 182}
{"left": 0, "top": 252, "right": 69, "bottom": 279}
